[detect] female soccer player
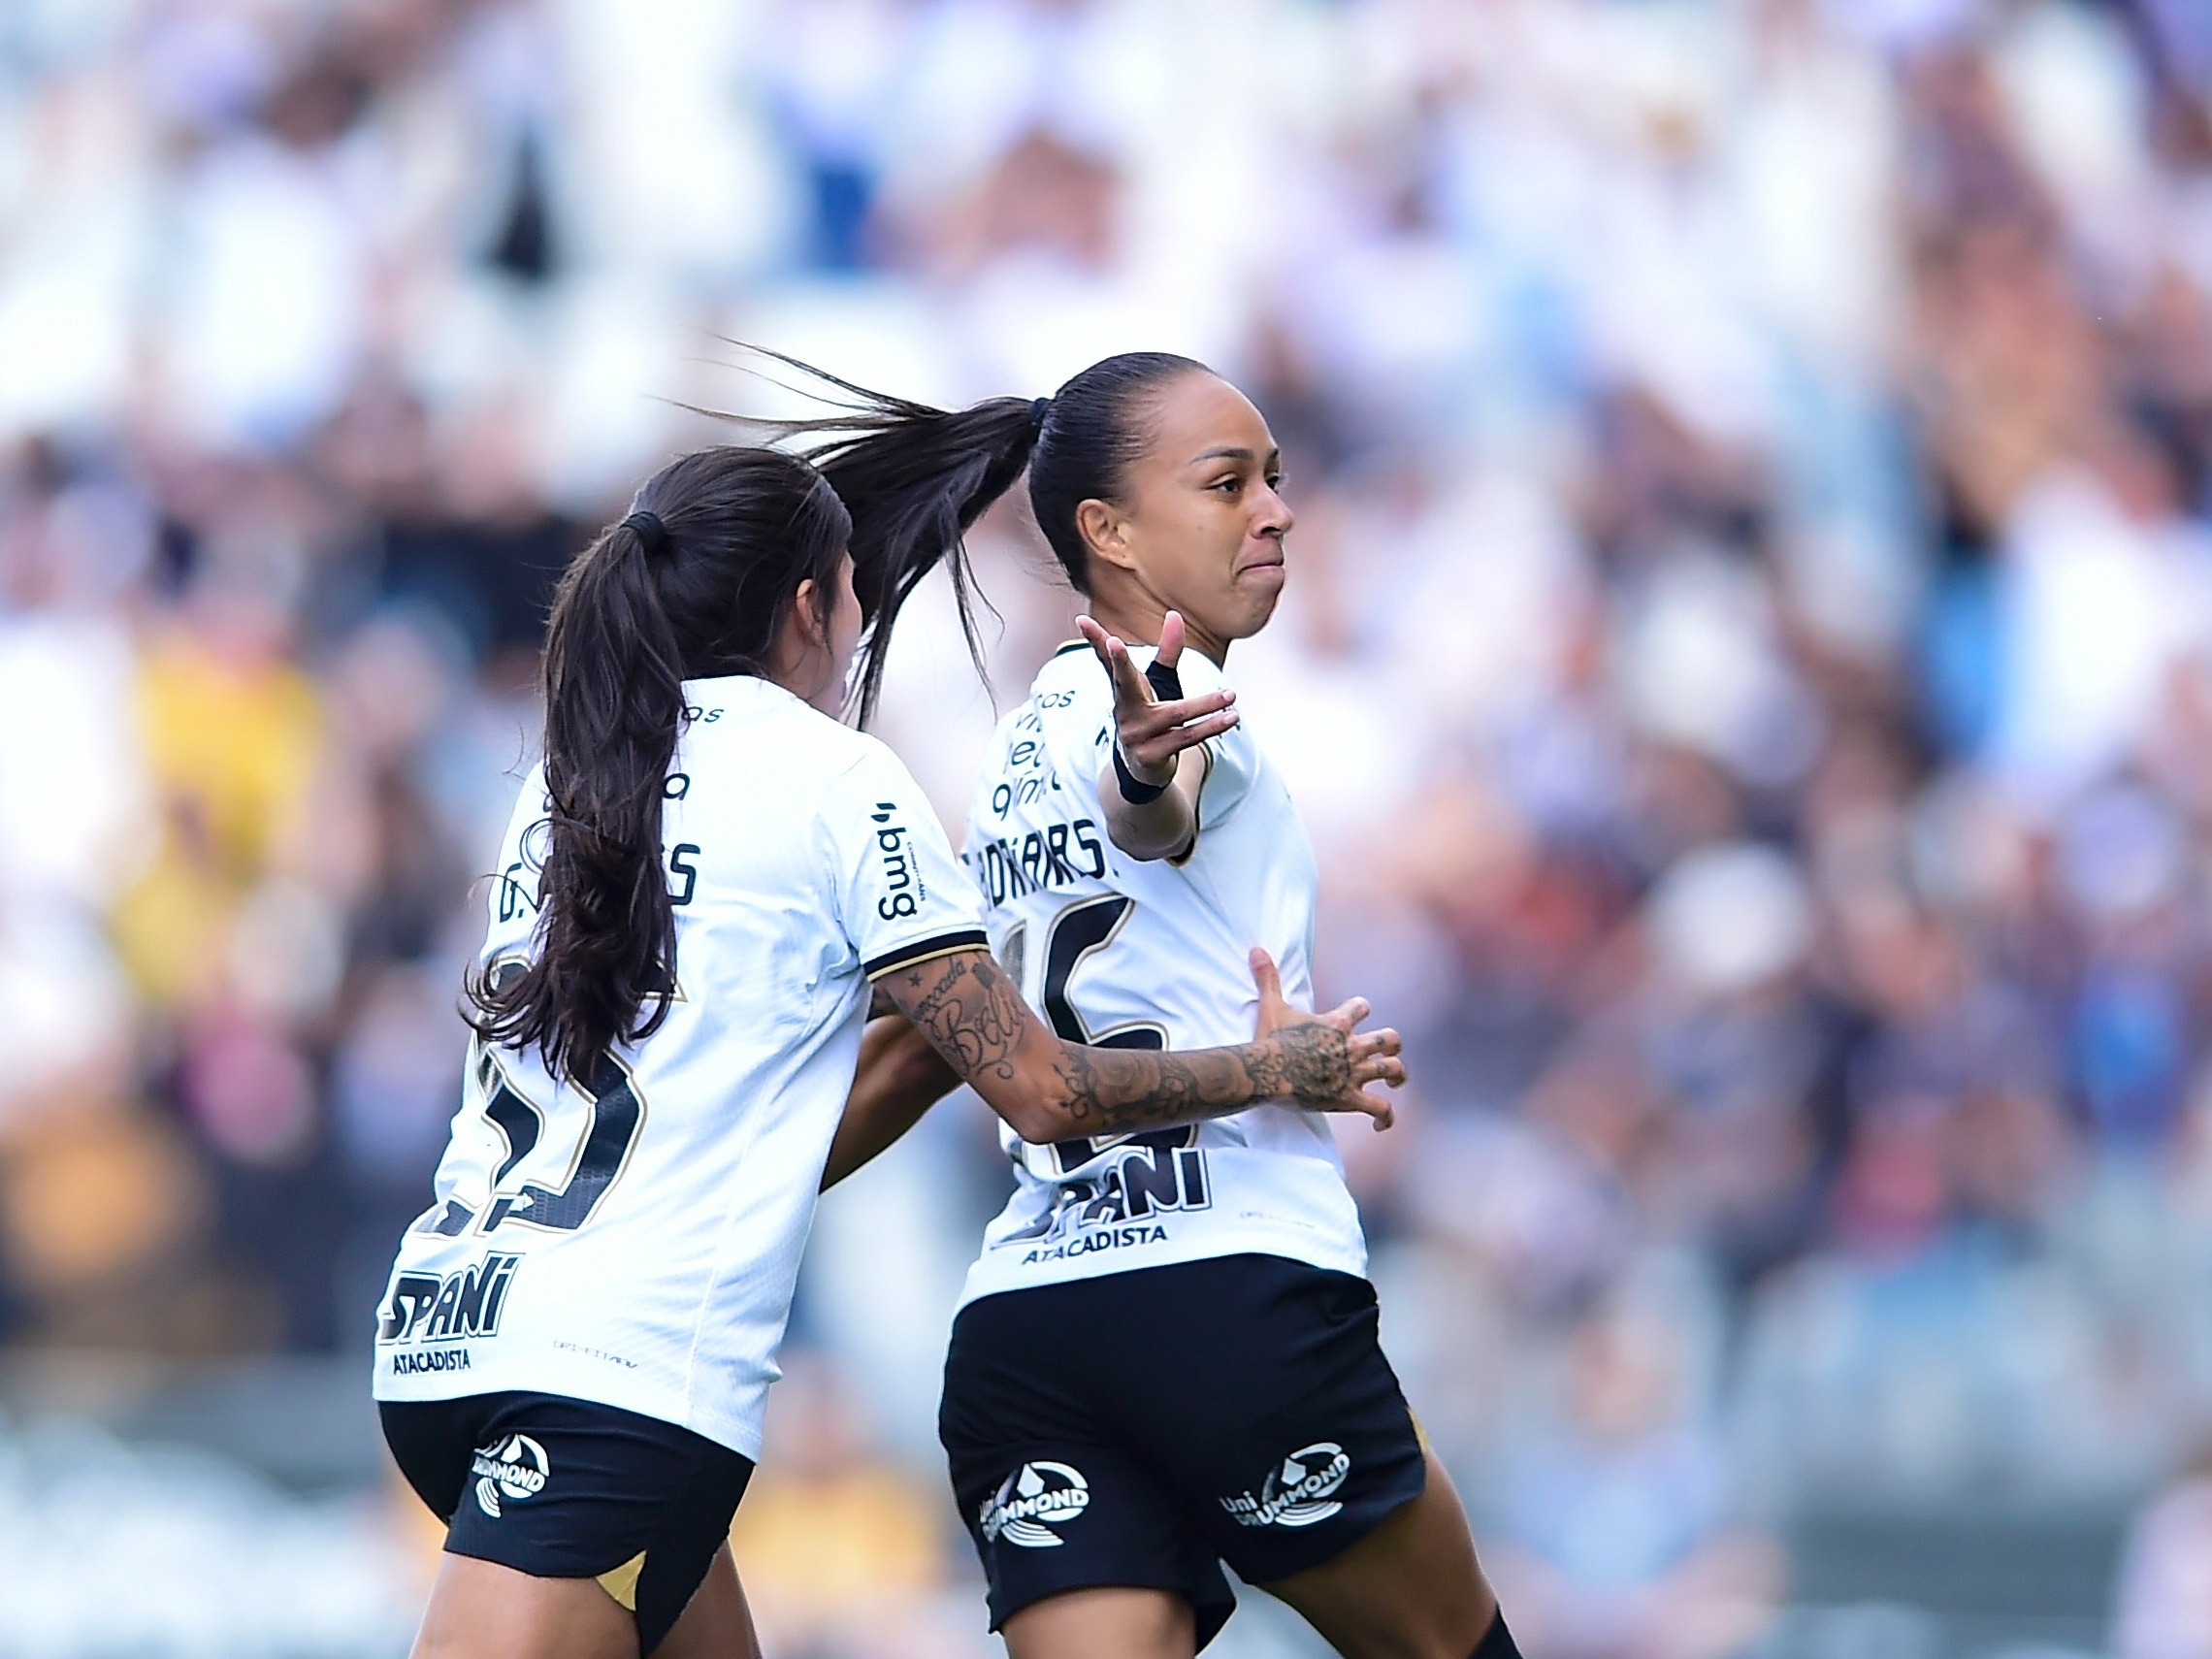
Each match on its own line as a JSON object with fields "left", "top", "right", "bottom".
{"left": 373, "top": 432, "right": 1406, "bottom": 1659}
{"left": 930, "top": 355, "right": 1519, "bottom": 1659}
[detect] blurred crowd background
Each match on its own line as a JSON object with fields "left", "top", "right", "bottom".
{"left": 5, "top": 0, "right": 2212, "bottom": 1654}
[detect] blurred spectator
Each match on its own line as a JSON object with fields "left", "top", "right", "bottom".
{"left": 1484, "top": 1286, "right": 1786, "bottom": 1659}
{"left": 730, "top": 1350, "right": 953, "bottom": 1659}
{"left": 2112, "top": 1440, "right": 2212, "bottom": 1659}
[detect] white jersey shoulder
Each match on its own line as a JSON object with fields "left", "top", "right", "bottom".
{"left": 956, "top": 643, "right": 1365, "bottom": 1305}
{"left": 375, "top": 676, "right": 984, "bottom": 1457}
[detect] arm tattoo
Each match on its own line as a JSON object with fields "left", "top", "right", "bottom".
{"left": 891, "top": 952, "right": 1025, "bottom": 1081}
{"left": 1050, "top": 1021, "right": 1351, "bottom": 1133}
{"left": 883, "top": 950, "right": 1354, "bottom": 1133}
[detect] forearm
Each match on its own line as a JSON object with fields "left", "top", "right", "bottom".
{"left": 879, "top": 948, "right": 1352, "bottom": 1144}
{"left": 1034, "top": 1029, "right": 1345, "bottom": 1142}
{"left": 1098, "top": 747, "right": 1203, "bottom": 862}
{"left": 821, "top": 1015, "right": 960, "bottom": 1189}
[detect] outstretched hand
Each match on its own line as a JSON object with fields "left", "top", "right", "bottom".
{"left": 1077, "top": 610, "right": 1238, "bottom": 792}
{"left": 1248, "top": 947, "right": 1404, "bottom": 1131}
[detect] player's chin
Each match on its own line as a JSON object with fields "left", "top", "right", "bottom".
{"left": 1228, "top": 569, "right": 1285, "bottom": 634}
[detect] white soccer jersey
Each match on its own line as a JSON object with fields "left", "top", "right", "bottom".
{"left": 956, "top": 642, "right": 1368, "bottom": 1306}
{"left": 374, "top": 675, "right": 985, "bottom": 1458}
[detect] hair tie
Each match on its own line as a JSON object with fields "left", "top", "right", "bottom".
{"left": 623, "top": 509, "right": 670, "bottom": 561}
{"left": 1028, "top": 396, "right": 1052, "bottom": 439}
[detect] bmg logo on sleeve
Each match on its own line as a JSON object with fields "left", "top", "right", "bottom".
{"left": 870, "top": 802, "right": 927, "bottom": 920}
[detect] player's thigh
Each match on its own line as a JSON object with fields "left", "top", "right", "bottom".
{"left": 940, "top": 1286, "right": 1237, "bottom": 1647}
{"left": 1260, "top": 1452, "right": 1497, "bottom": 1659}
{"left": 410, "top": 1552, "right": 637, "bottom": 1659}
{"left": 1002, "top": 1586, "right": 1195, "bottom": 1659}
{"left": 652, "top": 1545, "right": 760, "bottom": 1659}
{"left": 1144, "top": 1258, "right": 1426, "bottom": 1589}
{"left": 384, "top": 1391, "right": 754, "bottom": 1659}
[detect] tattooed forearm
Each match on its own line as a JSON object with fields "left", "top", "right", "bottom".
{"left": 1051, "top": 1022, "right": 1353, "bottom": 1134}
{"left": 880, "top": 948, "right": 1358, "bottom": 1143}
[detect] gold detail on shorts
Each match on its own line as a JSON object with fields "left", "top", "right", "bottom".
{"left": 597, "top": 1551, "right": 646, "bottom": 1610}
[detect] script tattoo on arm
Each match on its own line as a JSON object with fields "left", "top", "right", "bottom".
{"left": 880, "top": 949, "right": 1354, "bottom": 1138}
{"left": 895, "top": 950, "right": 1025, "bottom": 1081}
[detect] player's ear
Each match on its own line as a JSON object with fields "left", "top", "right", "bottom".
{"left": 1077, "top": 498, "right": 1137, "bottom": 574}
{"left": 790, "top": 577, "right": 828, "bottom": 646}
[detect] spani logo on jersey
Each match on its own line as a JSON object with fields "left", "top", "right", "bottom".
{"left": 979, "top": 1460, "right": 1090, "bottom": 1548}
{"left": 379, "top": 1252, "right": 519, "bottom": 1350}
{"left": 1220, "top": 1442, "right": 1351, "bottom": 1529}
{"left": 870, "top": 802, "right": 928, "bottom": 920}
{"left": 472, "top": 1433, "right": 550, "bottom": 1518}
{"left": 1001, "top": 1128, "right": 1213, "bottom": 1261}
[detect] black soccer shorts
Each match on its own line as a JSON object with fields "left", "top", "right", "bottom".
{"left": 380, "top": 1390, "right": 753, "bottom": 1657}
{"left": 939, "top": 1253, "right": 1429, "bottom": 1650}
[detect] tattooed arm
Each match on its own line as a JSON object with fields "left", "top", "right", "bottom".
{"left": 876, "top": 946, "right": 1404, "bottom": 1146}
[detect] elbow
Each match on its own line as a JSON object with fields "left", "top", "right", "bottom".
{"left": 1001, "top": 1089, "right": 1066, "bottom": 1146}
{"left": 1105, "top": 821, "right": 1182, "bottom": 864}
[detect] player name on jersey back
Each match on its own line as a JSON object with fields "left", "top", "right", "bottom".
{"left": 957, "top": 643, "right": 1368, "bottom": 1307}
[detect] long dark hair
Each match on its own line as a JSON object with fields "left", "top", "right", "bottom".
{"left": 729, "top": 348, "right": 1039, "bottom": 721}
{"left": 748, "top": 345, "right": 1211, "bottom": 693}
{"left": 467, "top": 446, "right": 853, "bottom": 1082}
{"left": 472, "top": 347, "right": 1211, "bottom": 1080}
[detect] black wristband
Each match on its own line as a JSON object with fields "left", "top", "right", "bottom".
{"left": 1113, "top": 654, "right": 1188, "bottom": 804}
{"left": 1114, "top": 744, "right": 1170, "bottom": 805}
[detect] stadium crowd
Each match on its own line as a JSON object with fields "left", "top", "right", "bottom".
{"left": 4, "top": 0, "right": 2212, "bottom": 1653}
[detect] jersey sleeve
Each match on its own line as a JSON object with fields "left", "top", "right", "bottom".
{"left": 1164, "top": 651, "right": 1259, "bottom": 834}
{"left": 819, "top": 739, "right": 990, "bottom": 981}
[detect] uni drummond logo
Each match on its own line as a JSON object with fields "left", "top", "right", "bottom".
{"left": 1220, "top": 1443, "right": 1351, "bottom": 1529}
{"left": 472, "top": 1434, "right": 550, "bottom": 1519}
{"left": 980, "top": 1461, "right": 1090, "bottom": 1548}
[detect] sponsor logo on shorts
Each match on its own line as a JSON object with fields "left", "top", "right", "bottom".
{"left": 979, "top": 1460, "right": 1090, "bottom": 1548}
{"left": 379, "top": 1253, "right": 519, "bottom": 1346}
{"left": 472, "top": 1433, "right": 550, "bottom": 1519}
{"left": 1220, "top": 1442, "right": 1350, "bottom": 1529}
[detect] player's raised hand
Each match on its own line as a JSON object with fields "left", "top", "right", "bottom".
{"left": 1077, "top": 610, "right": 1238, "bottom": 792}
{"left": 1247, "top": 947, "right": 1403, "bottom": 1131}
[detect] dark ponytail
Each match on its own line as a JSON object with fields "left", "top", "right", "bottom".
{"left": 1025, "top": 351, "right": 1210, "bottom": 594}
{"left": 720, "top": 347, "right": 1043, "bottom": 723}
{"left": 713, "top": 346, "right": 1208, "bottom": 714}
{"left": 467, "top": 445, "right": 852, "bottom": 1083}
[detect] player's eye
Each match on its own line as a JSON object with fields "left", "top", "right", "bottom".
{"left": 1212, "top": 475, "right": 1242, "bottom": 494}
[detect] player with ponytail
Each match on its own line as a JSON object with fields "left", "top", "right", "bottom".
{"left": 826, "top": 353, "right": 1518, "bottom": 1659}
{"left": 375, "top": 407, "right": 1406, "bottom": 1659}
